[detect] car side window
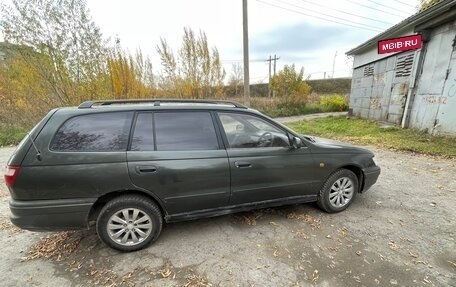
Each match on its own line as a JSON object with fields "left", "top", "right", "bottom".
{"left": 131, "top": 113, "right": 154, "bottom": 151}
{"left": 218, "top": 113, "right": 290, "bottom": 148}
{"left": 51, "top": 112, "right": 132, "bottom": 152}
{"left": 154, "top": 112, "right": 219, "bottom": 151}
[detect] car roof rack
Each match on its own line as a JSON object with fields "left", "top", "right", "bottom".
{"left": 78, "top": 98, "right": 248, "bottom": 109}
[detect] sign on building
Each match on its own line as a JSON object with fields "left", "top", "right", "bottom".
{"left": 378, "top": 34, "right": 422, "bottom": 54}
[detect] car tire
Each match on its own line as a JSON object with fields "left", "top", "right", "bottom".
{"left": 317, "top": 169, "right": 358, "bottom": 213}
{"left": 96, "top": 194, "right": 163, "bottom": 252}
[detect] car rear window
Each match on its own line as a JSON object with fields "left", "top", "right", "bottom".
{"left": 154, "top": 112, "right": 219, "bottom": 151}
{"left": 50, "top": 112, "right": 133, "bottom": 152}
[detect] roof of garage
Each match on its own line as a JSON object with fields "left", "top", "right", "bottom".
{"left": 347, "top": 0, "right": 456, "bottom": 55}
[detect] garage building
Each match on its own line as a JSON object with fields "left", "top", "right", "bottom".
{"left": 346, "top": 0, "right": 456, "bottom": 135}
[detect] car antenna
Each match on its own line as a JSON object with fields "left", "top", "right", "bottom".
{"left": 27, "top": 132, "right": 42, "bottom": 161}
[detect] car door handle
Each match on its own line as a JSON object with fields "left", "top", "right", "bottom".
{"left": 135, "top": 166, "right": 157, "bottom": 174}
{"left": 235, "top": 161, "right": 252, "bottom": 168}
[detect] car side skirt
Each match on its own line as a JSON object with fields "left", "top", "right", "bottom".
{"left": 165, "top": 194, "right": 318, "bottom": 222}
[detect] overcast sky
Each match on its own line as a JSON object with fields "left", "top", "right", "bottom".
{"left": 1, "top": 0, "right": 420, "bottom": 81}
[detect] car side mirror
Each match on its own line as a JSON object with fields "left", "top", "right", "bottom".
{"left": 291, "top": 136, "right": 302, "bottom": 149}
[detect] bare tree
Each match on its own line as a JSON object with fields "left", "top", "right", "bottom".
{"left": 228, "top": 63, "right": 243, "bottom": 97}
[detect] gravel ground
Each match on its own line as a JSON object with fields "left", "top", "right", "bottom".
{"left": 0, "top": 144, "right": 455, "bottom": 287}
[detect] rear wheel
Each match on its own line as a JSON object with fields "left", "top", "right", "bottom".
{"left": 96, "top": 195, "right": 162, "bottom": 252}
{"left": 317, "top": 169, "right": 358, "bottom": 213}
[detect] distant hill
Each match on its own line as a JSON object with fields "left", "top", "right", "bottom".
{"left": 306, "top": 78, "right": 351, "bottom": 94}
{"left": 224, "top": 77, "right": 352, "bottom": 97}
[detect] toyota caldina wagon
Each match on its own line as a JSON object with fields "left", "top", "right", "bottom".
{"left": 4, "top": 99, "right": 380, "bottom": 251}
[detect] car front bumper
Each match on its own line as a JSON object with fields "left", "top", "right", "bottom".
{"left": 362, "top": 166, "right": 381, "bottom": 192}
{"left": 9, "top": 198, "right": 96, "bottom": 231}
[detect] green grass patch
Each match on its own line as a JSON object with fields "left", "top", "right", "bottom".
{"left": 287, "top": 116, "right": 456, "bottom": 158}
{"left": 0, "top": 126, "right": 27, "bottom": 147}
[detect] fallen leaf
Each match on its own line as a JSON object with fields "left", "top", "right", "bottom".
{"left": 273, "top": 247, "right": 279, "bottom": 257}
{"left": 160, "top": 268, "right": 172, "bottom": 278}
{"left": 312, "top": 270, "right": 319, "bottom": 283}
{"left": 388, "top": 240, "right": 400, "bottom": 250}
{"left": 339, "top": 227, "right": 349, "bottom": 237}
{"left": 414, "top": 260, "right": 427, "bottom": 265}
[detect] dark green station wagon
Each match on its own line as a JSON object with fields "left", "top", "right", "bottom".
{"left": 4, "top": 99, "right": 380, "bottom": 251}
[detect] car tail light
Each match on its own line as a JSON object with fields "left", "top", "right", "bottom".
{"left": 4, "top": 166, "right": 20, "bottom": 187}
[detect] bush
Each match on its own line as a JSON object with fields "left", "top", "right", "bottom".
{"left": 270, "top": 64, "right": 312, "bottom": 101}
{"left": 0, "top": 126, "right": 27, "bottom": 146}
{"left": 319, "top": 95, "right": 348, "bottom": 111}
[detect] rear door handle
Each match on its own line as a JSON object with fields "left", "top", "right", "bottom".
{"left": 135, "top": 166, "right": 157, "bottom": 174}
{"left": 235, "top": 161, "right": 252, "bottom": 168}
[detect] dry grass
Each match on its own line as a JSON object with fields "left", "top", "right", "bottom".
{"left": 234, "top": 207, "right": 322, "bottom": 230}
{"left": 23, "top": 231, "right": 83, "bottom": 261}
{"left": 286, "top": 212, "right": 321, "bottom": 229}
{"left": 0, "top": 219, "right": 22, "bottom": 235}
{"left": 86, "top": 264, "right": 136, "bottom": 287}
{"left": 182, "top": 268, "right": 212, "bottom": 287}
{"left": 229, "top": 95, "right": 346, "bottom": 118}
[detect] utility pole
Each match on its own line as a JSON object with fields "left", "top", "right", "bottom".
{"left": 266, "top": 54, "right": 280, "bottom": 98}
{"left": 331, "top": 51, "right": 337, "bottom": 78}
{"left": 267, "top": 55, "right": 272, "bottom": 97}
{"left": 273, "top": 54, "right": 279, "bottom": 76}
{"left": 272, "top": 54, "right": 279, "bottom": 98}
{"left": 242, "top": 0, "right": 250, "bottom": 106}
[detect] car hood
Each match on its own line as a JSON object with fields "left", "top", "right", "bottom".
{"left": 302, "top": 135, "right": 373, "bottom": 155}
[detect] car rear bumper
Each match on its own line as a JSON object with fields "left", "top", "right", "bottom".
{"left": 9, "top": 198, "right": 96, "bottom": 231}
{"left": 362, "top": 166, "right": 381, "bottom": 192}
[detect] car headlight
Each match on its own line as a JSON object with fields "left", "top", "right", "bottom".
{"left": 372, "top": 156, "right": 378, "bottom": 166}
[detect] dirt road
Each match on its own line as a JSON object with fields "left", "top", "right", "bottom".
{"left": 274, "top": 112, "right": 347, "bottom": 124}
{"left": 0, "top": 145, "right": 455, "bottom": 286}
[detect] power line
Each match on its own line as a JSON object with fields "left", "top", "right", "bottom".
{"left": 275, "top": 0, "right": 385, "bottom": 30}
{"left": 395, "top": 0, "right": 417, "bottom": 8}
{"left": 298, "top": 0, "right": 394, "bottom": 25}
{"left": 221, "top": 59, "right": 266, "bottom": 63}
{"left": 343, "top": 0, "right": 409, "bottom": 18}
{"left": 365, "top": 0, "right": 411, "bottom": 14}
{"left": 256, "top": 0, "right": 383, "bottom": 32}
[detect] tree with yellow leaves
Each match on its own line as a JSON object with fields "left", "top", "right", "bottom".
{"left": 270, "top": 64, "right": 312, "bottom": 102}
{"left": 157, "top": 27, "right": 225, "bottom": 99}
{"left": 108, "top": 42, "right": 155, "bottom": 99}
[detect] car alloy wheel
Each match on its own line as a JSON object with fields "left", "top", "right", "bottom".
{"left": 328, "top": 177, "right": 354, "bottom": 208}
{"left": 107, "top": 208, "right": 153, "bottom": 246}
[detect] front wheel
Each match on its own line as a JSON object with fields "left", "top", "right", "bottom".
{"left": 96, "top": 195, "right": 163, "bottom": 252}
{"left": 317, "top": 169, "right": 358, "bottom": 213}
